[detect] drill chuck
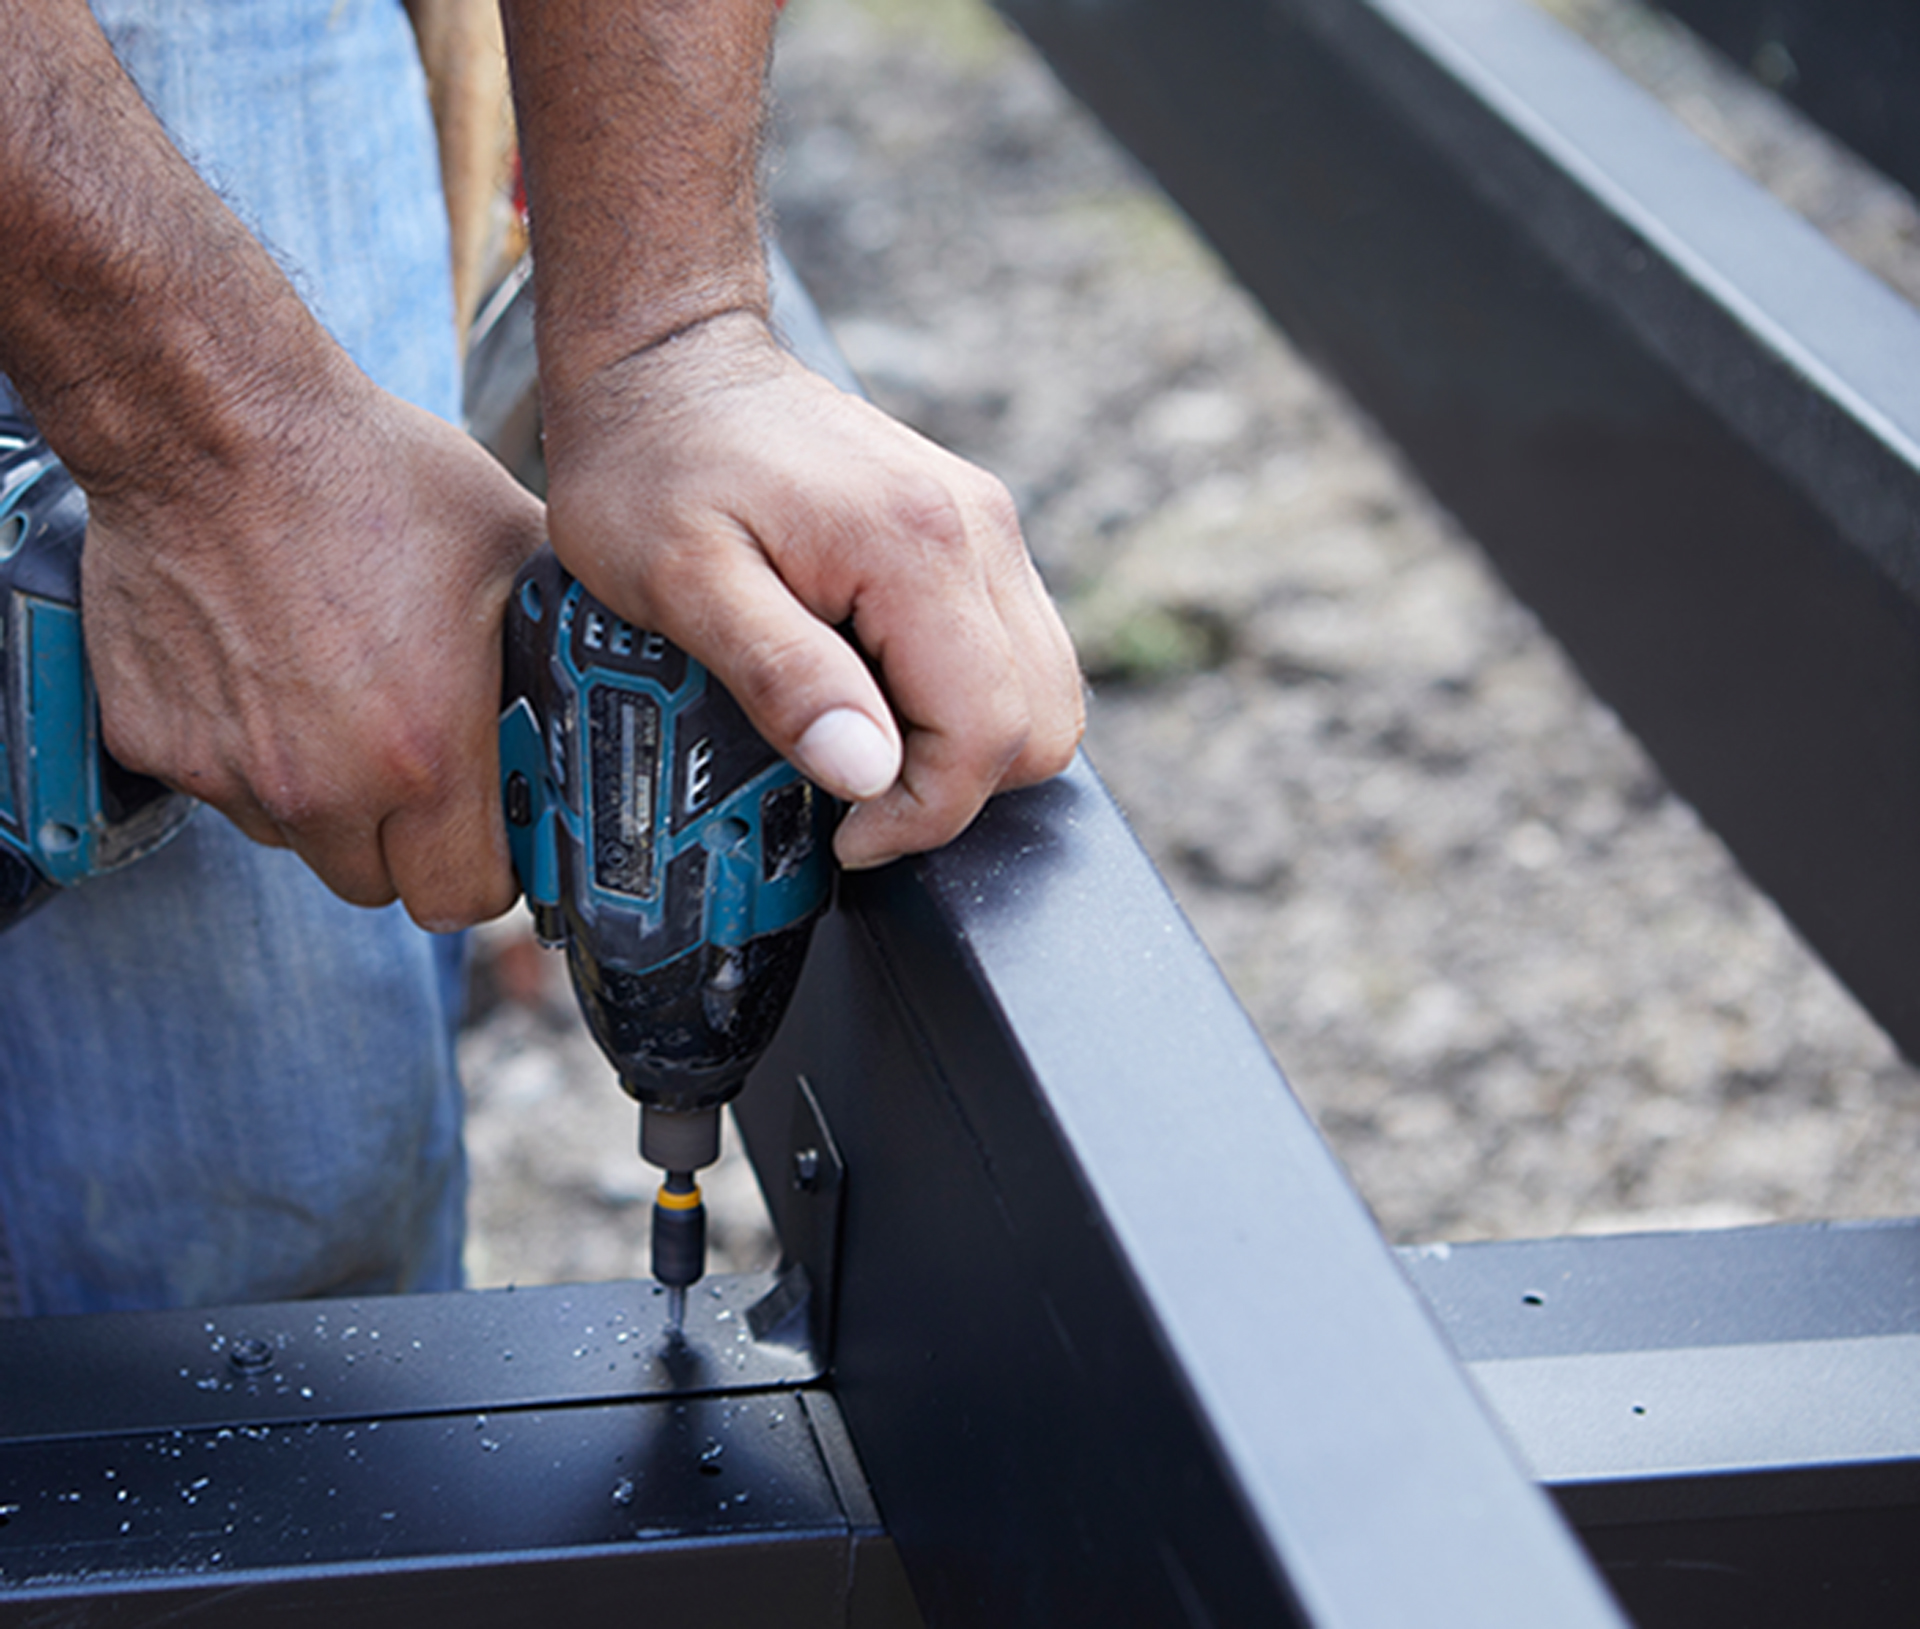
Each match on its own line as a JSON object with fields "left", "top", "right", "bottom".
{"left": 640, "top": 1103, "right": 722, "bottom": 1173}
{"left": 651, "top": 1170, "right": 708, "bottom": 1292}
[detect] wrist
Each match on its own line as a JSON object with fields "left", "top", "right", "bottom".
{"left": 17, "top": 266, "right": 356, "bottom": 514}
{"left": 0, "top": 3, "right": 353, "bottom": 509}
{"left": 531, "top": 270, "right": 774, "bottom": 409}
{"left": 500, "top": 0, "right": 777, "bottom": 400}
{"left": 538, "top": 307, "right": 785, "bottom": 474}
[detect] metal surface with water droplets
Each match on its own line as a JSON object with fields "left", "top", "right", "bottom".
{"left": 0, "top": 1272, "right": 817, "bottom": 1445}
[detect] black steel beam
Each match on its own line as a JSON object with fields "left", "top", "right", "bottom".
{"left": 739, "top": 757, "right": 1625, "bottom": 1627}
{"left": 0, "top": 1280, "right": 916, "bottom": 1627}
{"left": 993, "top": 0, "right": 1920, "bottom": 1064}
{"left": 1404, "top": 1220, "right": 1920, "bottom": 1627}
{"left": 1656, "top": 0, "right": 1920, "bottom": 200}
{"left": 0, "top": 771, "right": 1623, "bottom": 1629}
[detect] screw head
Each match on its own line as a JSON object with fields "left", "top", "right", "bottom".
{"left": 792, "top": 1147, "right": 822, "bottom": 1191}
{"left": 228, "top": 1337, "right": 275, "bottom": 1374}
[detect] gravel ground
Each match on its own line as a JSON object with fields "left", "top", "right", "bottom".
{"left": 459, "top": 0, "right": 1920, "bottom": 1285}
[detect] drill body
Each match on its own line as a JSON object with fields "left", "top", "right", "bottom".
{"left": 0, "top": 414, "right": 194, "bottom": 932}
{"left": 500, "top": 549, "right": 834, "bottom": 1313}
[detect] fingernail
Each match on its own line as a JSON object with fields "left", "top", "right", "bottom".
{"left": 837, "top": 849, "right": 902, "bottom": 873}
{"left": 795, "top": 708, "right": 898, "bottom": 801}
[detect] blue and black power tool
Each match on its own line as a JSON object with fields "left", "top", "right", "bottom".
{"left": 0, "top": 414, "right": 195, "bottom": 932}
{"left": 499, "top": 549, "right": 834, "bottom": 1324}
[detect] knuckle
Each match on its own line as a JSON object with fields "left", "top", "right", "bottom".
{"left": 971, "top": 471, "right": 1024, "bottom": 546}
{"left": 1019, "top": 702, "right": 1086, "bottom": 784}
{"left": 247, "top": 738, "right": 335, "bottom": 831}
{"left": 881, "top": 474, "right": 971, "bottom": 559}
{"left": 331, "top": 871, "right": 400, "bottom": 911}
{"left": 362, "top": 713, "right": 457, "bottom": 810}
{"left": 403, "top": 887, "right": 489, "bottom": 935}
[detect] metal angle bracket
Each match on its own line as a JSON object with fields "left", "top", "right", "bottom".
{"left": 738, "top": 1073, "right": 849, "bottom": 1370}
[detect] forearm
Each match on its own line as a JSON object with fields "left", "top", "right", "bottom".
{"left": 498, "top": 0, "right": 776, "bottom": 402}
{"left": 0, "top": 0, "right": 341, "bottom": 499}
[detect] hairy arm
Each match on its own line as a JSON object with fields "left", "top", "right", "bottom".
{"left": 0, "top": 3, "right": 327, "bottom": 496}
{"left": 499, "top": 0, "right": 1083, "bottom": 867}
{"left": 0, "top": 0, "right": 543, "bottom": 927}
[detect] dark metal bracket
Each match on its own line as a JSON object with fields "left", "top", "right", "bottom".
{"left": 738, "top": 1074, "right": 848, "bottom": 1367}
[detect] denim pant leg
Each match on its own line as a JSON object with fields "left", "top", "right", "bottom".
{"left": 0, "top": 0, "right": 468, "bottom": 1315}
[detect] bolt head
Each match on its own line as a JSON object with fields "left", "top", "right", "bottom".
{"left": 228, "top": 1337, "right": 275, "bottom": 1374}
{"left": 792, "top": 1147, "right": 822, "bottom": 1191}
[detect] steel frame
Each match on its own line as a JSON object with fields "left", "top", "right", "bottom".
{"left": 0, "top": 1273, "right": 919, "bottom": 1627}
{"left": 996, "top": 0, "right": 1920, "bottom": 1064}
{"left": 1405, "top": 1220, "right": 1920, "bottom": 1626}
{"left": 7, "top": 1, "right": 1920, "bottom": 1624}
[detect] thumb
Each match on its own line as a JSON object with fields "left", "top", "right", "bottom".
{"left": 653, "top": 564, "right": 902, "bottom": 805}
{"left": 791, "top": 707, "right": 898, "bottom": 802}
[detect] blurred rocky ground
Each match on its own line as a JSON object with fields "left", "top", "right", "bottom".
{"left": 459, "top": 0, "right": 1920, "bottom": 1285}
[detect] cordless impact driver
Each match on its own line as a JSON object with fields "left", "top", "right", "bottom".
{"left": 0, "top": 419, "right": 836, "bottom": 1329}
{"left": 498, "top": 552, "right": 834, "bottom": 1330}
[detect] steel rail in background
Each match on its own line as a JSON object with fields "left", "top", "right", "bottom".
{"left": 1655, "top": 0, "right": 1920, "bottom": 200}
{"left": 1404, "top": 1219, "right": 1920, "bottom": 1627}
{"left": 993, "top": 0, "right": 1920, "bottom": 1066}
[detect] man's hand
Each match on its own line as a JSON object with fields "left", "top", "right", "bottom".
{"left": 83, "top": 367, "right": 544, "bottom": 929}
{"left": 1, "top": 1, "right": 546, "bottom": 931}
{"left": 542, "top": 314, "right": 1082, "bottom": 870}
{"left": 503, "top": 0, "right": 1084, "bottom": 869}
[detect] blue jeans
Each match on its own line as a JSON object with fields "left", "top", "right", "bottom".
{"left": 0, "top": 0, "right": 468, "bottom": 1315}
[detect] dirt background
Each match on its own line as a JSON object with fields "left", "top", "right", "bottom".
{"left": 458, "top": 0, "right": 1920, "bottom": 1287}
